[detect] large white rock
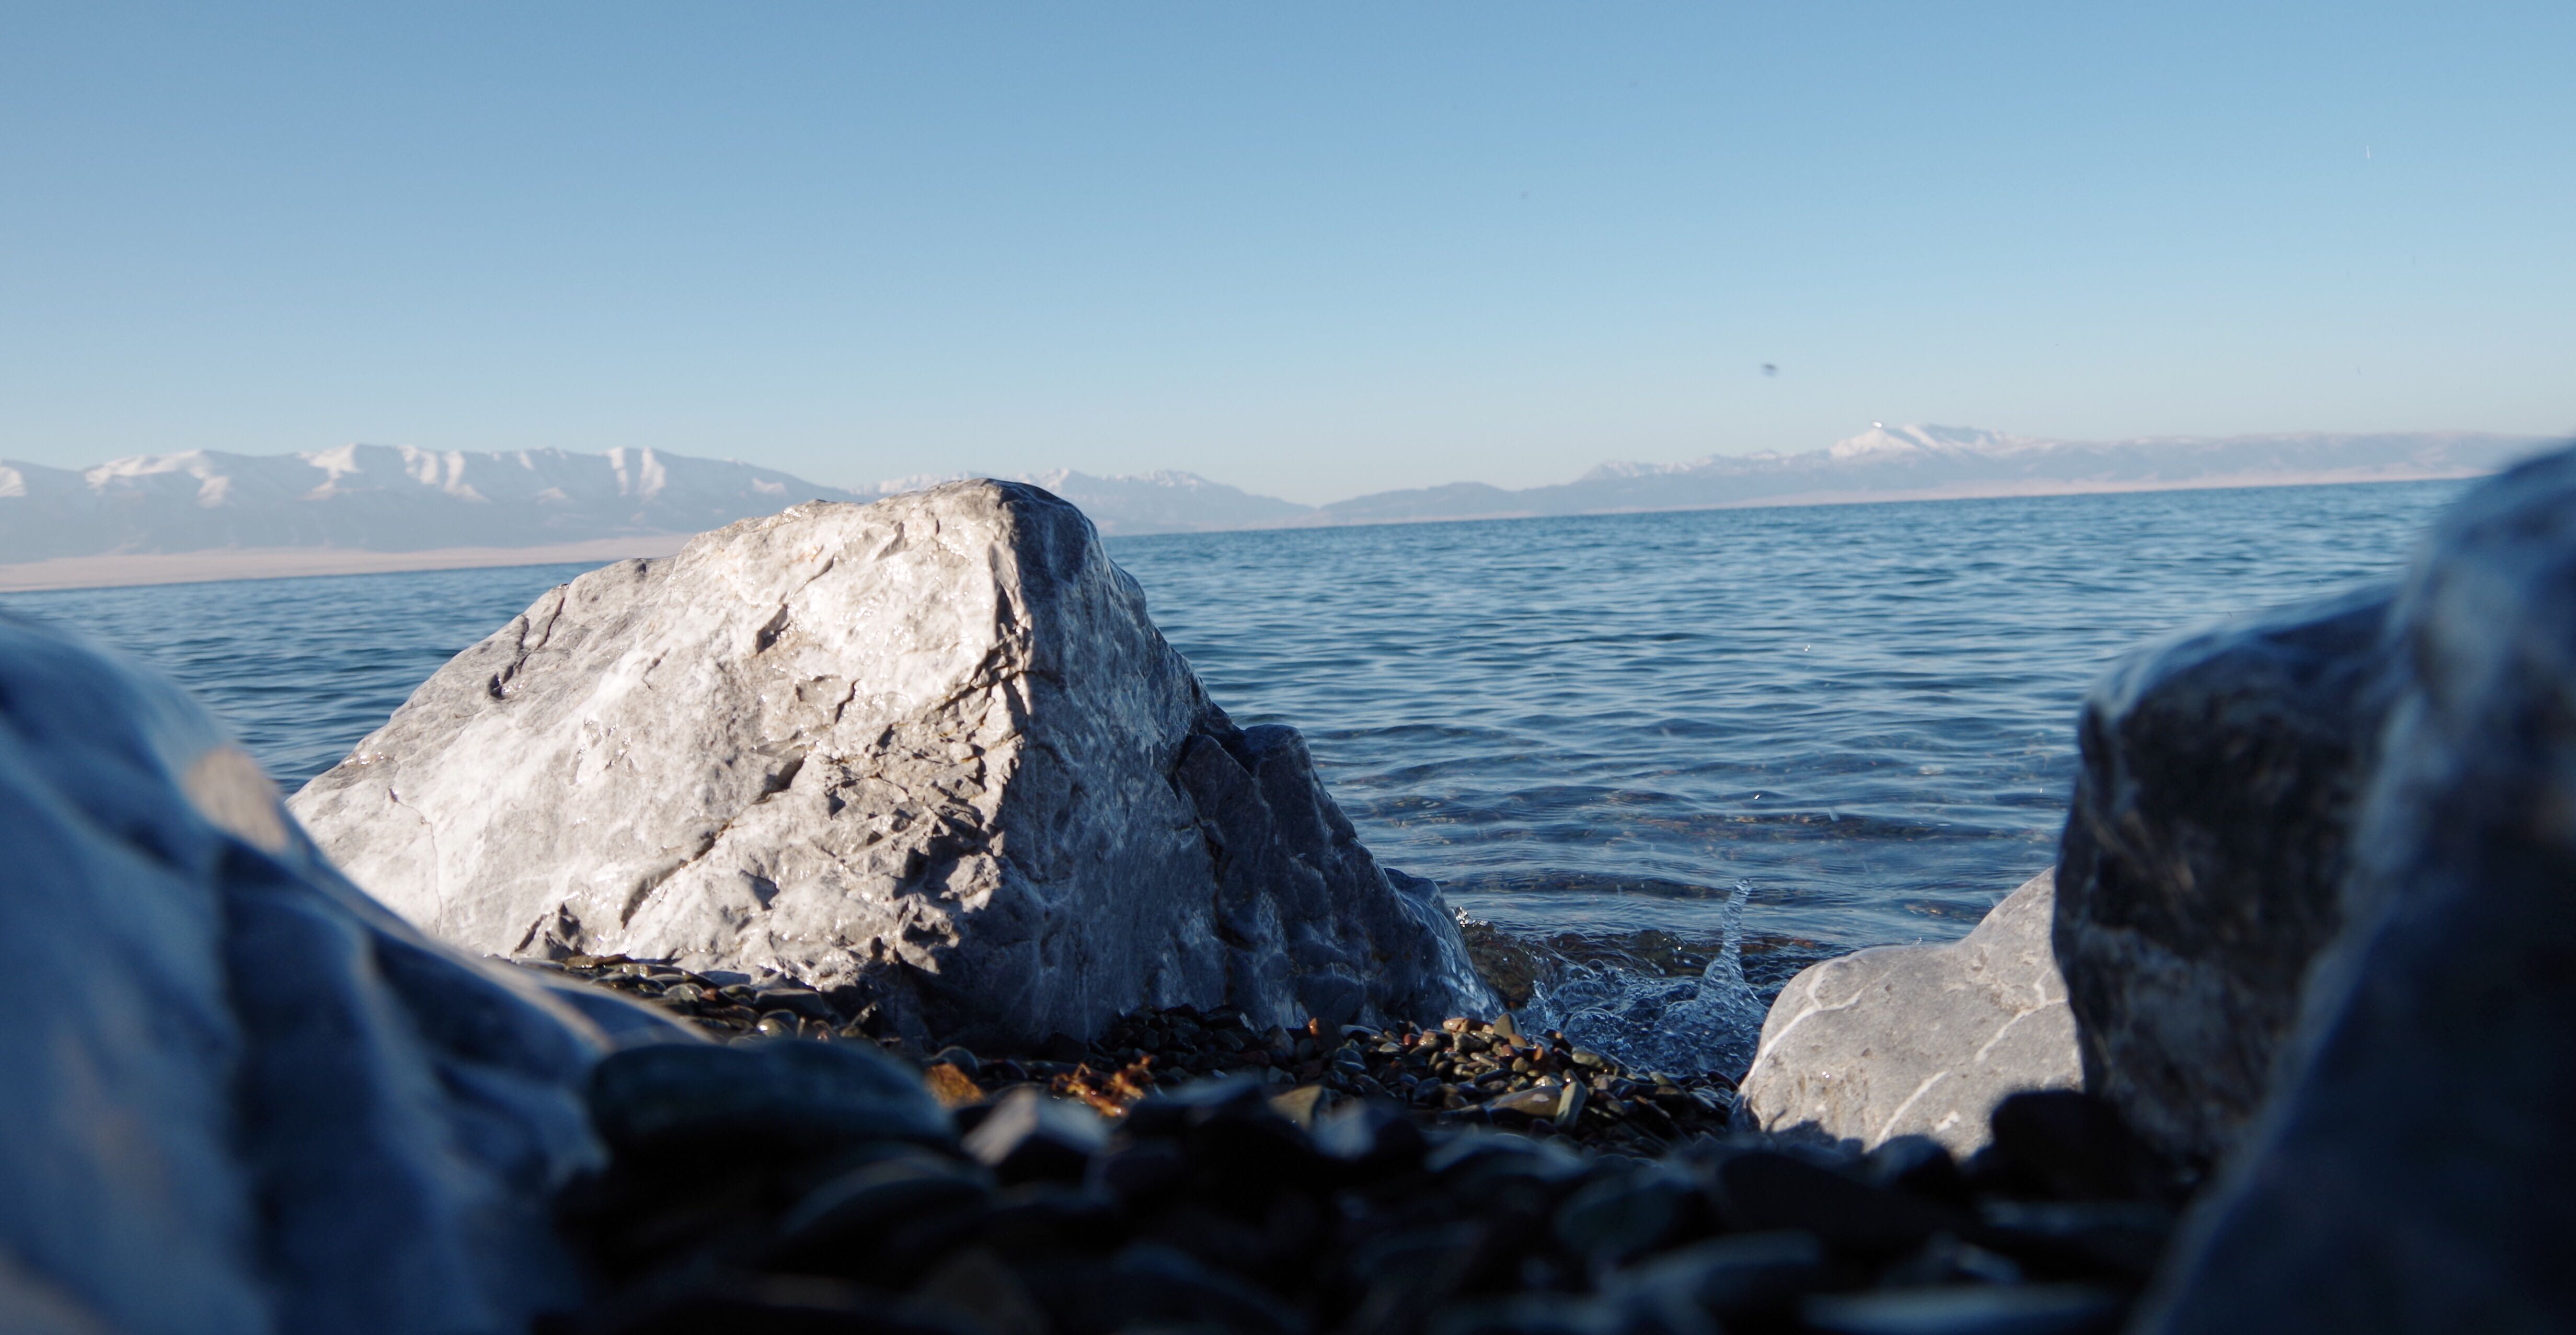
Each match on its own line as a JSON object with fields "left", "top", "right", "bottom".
{"left": 0, "top": 612, "right": 605, "bottom": 1335}
{"left": 291, "top": 481, "right": 1492, "bottom": 1048}
{"left": 1736, "top": 869, "right": 2078, "bottom": 1155}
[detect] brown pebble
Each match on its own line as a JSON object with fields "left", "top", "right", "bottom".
{"left": 923, "top": 1062, "right": 983, "bottom": 1108}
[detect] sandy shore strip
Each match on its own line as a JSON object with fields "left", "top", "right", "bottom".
{"left": 0, "top": 536, "right": 695, "bottom": 593}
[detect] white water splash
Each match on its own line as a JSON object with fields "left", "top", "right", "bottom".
{"left": 1522, "top": 882, "right": 1770, "bottom": 1079}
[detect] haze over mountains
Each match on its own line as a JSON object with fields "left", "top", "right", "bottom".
{"left": 0, "top": 444, "right": 853, "bottom": 565}
{"left": 0, "top": 428, "right": 2548, "bottom": 578}
{"left": 1301, "top": 425, "right": 2546, "bottom": 526}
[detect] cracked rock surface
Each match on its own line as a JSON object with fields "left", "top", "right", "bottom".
{"left": 1734, "top": 870, "right": 2078, "bottom": 1155}
{"left": 291, "top": 480, "right": 1491, "bottom": 1050}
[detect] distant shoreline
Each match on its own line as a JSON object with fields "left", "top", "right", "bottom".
{"left": 0, "top": 535, "right": 692, "bottom": 594}
{"left": 0, "top": 468, "right": 2492, "bottom": 592}
{"left": 1138, "top": 466, "right": 2498, "bottom": 535}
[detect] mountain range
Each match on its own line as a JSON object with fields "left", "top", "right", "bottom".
{"left": 1291, "top": 425, "right": 2548, "bottom": 526}
{"left": 0, "top": 428, "right": 2552, "bottom": 579}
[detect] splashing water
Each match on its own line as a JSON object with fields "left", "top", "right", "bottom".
{"left": 1522, "top": 882, "right": 1771, "bottom": 1079}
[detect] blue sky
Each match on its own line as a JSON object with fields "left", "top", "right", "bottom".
{"left": 3, "top": 3, "right": 2569, "bottom": 503}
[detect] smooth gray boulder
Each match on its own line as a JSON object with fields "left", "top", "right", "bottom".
{"left": 2141, "top": 446, "right": 2576, "bottom": 1332}
{"left": 0, "top": 612, "right": 607, "bottom": 1335}
{"left": 291, "top": 480, "right": 1492, "bottom": 1049}
{"left": 1736, "top": 869, "right": 2077, "bottom": 1155}
{"left": 2055, "top": 585, "right": 2397, "bottom": 1166}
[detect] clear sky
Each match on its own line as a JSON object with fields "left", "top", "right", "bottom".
{"left": 3, "top": 3, "right": 2569, "bottom": 504}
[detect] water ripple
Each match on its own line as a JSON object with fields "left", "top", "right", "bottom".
{"left": 1, "top": 479, "right": 2463, "bottom": 954}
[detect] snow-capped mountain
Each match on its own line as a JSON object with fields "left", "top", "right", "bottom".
{"left": 0, "top": 445, "right": 868, "bottom": 564}
{"left": 2, "top": 428, "right": 2551, "bottom": 573}
{"left": 1304, "top": 427, "right": 2549, "bottom": 525}
{"left": 0, "top": 446, "right": 1315, "bottom": 565}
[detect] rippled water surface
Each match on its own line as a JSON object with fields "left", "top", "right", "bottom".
{"left": 3, "top": 480, "right": 2466, "bottom": 955}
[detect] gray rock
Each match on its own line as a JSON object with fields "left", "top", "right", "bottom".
{"left": 2141, "top": 446, "right": 2576, "bottom": 1333}
{"left": 1737, "top": 870, "right": 2077, "bottom": 1155}
{"left": 588, "top": 1040, "right": 952, "bottom": 1153}
{"left": 290, "top": 480, "right": 1492, "bottom": 1049}
{"left": 0, "top": 612, "right": 606, "bottom": 1335}
{"left": 2054, "top": 585, "right": 2396, "bottom": 1165}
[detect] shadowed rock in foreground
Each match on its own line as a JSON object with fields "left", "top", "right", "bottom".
{"left": 1736, "top": 869, "right": 2079, "bottom": 1155}
{"left": 2140, "top": 445, "right": 2576, "bottom": 1332}
{"left": 291, "top": 480, "right": 1492, "bottom": 1050}
{"left": 0, "top": 614, "right": 605, "bottom": 1335}
{"left": 2056, "top": 584, "right": 2397, "bottom": 1166}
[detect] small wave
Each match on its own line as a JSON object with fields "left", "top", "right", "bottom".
{"left": 1452, "top": 882, "right": 1794, "bottom": 1080}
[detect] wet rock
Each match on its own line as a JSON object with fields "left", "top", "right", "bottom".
{"left": 0, "top": 613, "right": 604, "bottom": 1335}
{"left": 291, "top": 481, "right": 1492, "bottom": 1050}
{"left": 2055, "top": 584, "right": 2396, "bottom": 1166}
{"left": 1738, "top": 870, "right": 2077, "bottom": 1154}
{"left": 2140, "top": 446, "right": 2576, "bottom": 1333}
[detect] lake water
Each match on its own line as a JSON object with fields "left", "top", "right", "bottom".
{"left": 1, "top": 480, "right": 2466, "bottom": 963}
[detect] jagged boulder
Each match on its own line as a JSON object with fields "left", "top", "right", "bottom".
{"left": 291, "top": 481, "right": 1492, "bottom": 1049}
{"left": 1736, "top": 869, "right": 2077, "bottom": 1155}
{"left": 2054, "top": 584, "right": 2397, "bottom": 1165}
{"left": 2142, "top": 447, "right": 2576, "bottom": 1332}
{"left": 0, "top": 612, "right": 605, "bottom": 1335}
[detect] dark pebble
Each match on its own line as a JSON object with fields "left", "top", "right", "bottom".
{"left": 1800, "top": 1283, "right": 2125, "bottom": 1335}
{"left": 589, "top": 1040, "right": 952, "bottom": 1154}
{"left": 1710, "top": 1150, "right": 1971, "bottom": 1257}
{"left": 962, "top": 1087, "right": 1109, "bottom": 1186}
{"left": 547, "top": 985, "right": 2189, "bottom": 1335}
